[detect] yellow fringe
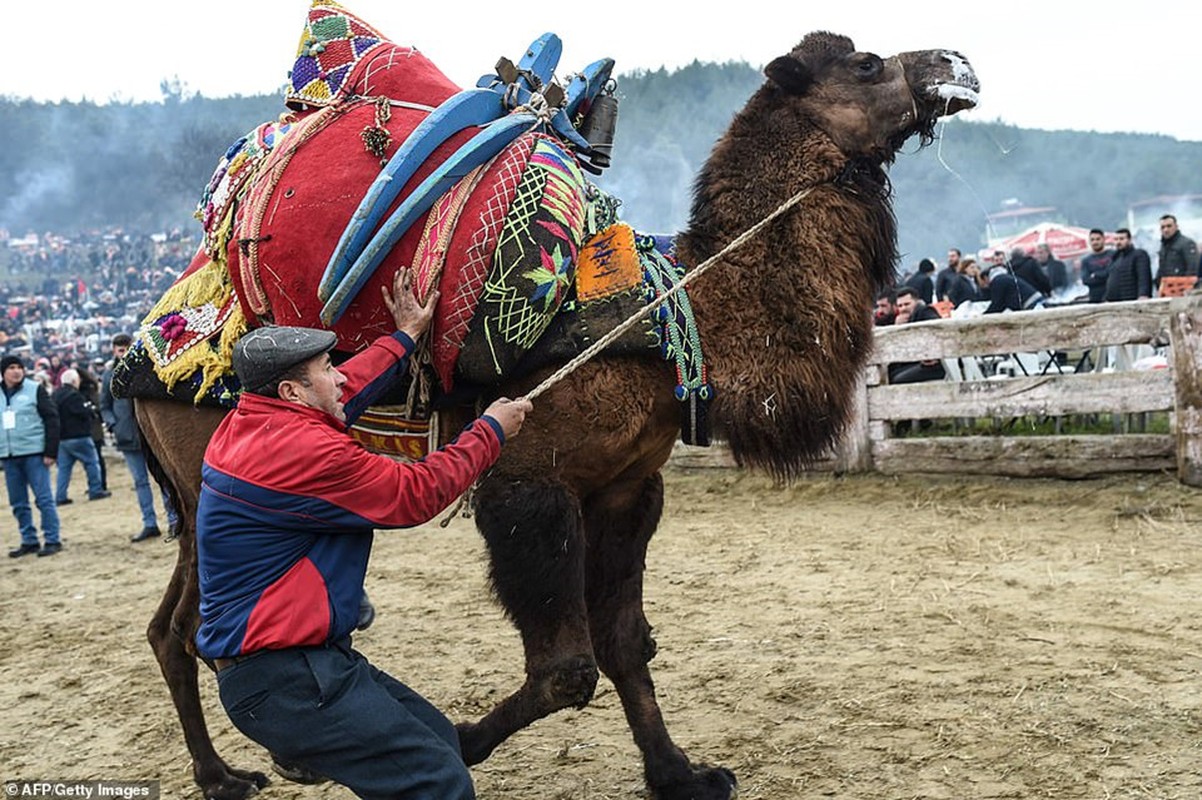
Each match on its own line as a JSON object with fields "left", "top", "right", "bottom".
{"left": 140, "top": 257, "right": 248, "bottom": 403}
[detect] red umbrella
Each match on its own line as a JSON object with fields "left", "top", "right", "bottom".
{"left": 997, "top": 223, "right": 1116, "bottom": 262}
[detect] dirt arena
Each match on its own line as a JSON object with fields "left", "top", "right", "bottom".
{"left": 2, "top": 459, "right": 1201, "bottom": 799}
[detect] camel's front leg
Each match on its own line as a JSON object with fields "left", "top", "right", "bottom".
{"left": 147, "top": 533, "right": 270, "bottom": 800}
{"left": 456, "top": 477, "right": 598, "bottom": 765}
{"left": 584, "top": 473, "right": 737, "bottom": 800}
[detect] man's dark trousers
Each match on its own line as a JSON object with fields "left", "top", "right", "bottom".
{"left": 217, "top": 640, "right": 474, "bottom": 799}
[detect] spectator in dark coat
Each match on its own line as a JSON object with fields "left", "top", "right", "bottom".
{"left": 1105, "top": 228, "right": 1153, "bottom": 302}
{"left": 934, "top": 248, "right": 962, "bottom": 301}
{"left": 1156, "top": 214, "right": 1199, "bottom": 286}
{"left": 1079, "top": 229, "right": 1114, "bottom": 304}
{"left": 903, "top": 258, "right": 936, "bottom": 304}
{"left": 946, "top": 257, "right": 981, "bottom": 308}
{"left": 1035, "top": 244, "right": 1069, "bottom": 293}
{"left": 50, "top": 368, "right": 109, "bottom": 504}
{"left": 1009, "top": 248, "right": 1052, "bottom": 295}
{"left": 77, "top": 365, "right": 108, "bottom": 491}
{"left": 888, "top": 287, "right": 945, "bottom": 384}
{"left": 982, "top": 267, "right": 1046, "bottom": 314}
{"left": 100, "top": 333, "right": 179, "bottom": 542}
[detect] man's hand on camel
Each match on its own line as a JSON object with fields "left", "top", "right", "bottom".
{"left": 382, "top": 266, "right": 439, "bottom": 341}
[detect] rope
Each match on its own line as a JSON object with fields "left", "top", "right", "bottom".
{"left": 523, "top": 184, "right": 816, "bottom": 400}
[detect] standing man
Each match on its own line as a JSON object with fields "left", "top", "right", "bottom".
{"left": 934, "top": 248, "right": 961, "bottom": 302}
{"left": 1105, "top": 228, "right": 1153, "bottom": 302}
{"left": 1156, "top": 214, "right": 1199, "bottom": 287}
{"left": 78, "top": 364, "right": 109, "bottom": 492}
{"left": 1079, "top": 229, "right": 1114, "bottom": 304}
{"left": 1034, "top": 244, "right": 1068, "bottom": 294}
{"left": 903, "top": 258, "right": 936, "bottom": 304}
{"left": 100, "top": 333, "right": 178, "bottom": 542}
{"left": 1, "top": 355, "right": 62, "bottom": 557}
{"left": 201, "top": 268, "right": 530, "bottom": 799}
{"left": 51, "top": 368, "right": 110, "bottom": 505}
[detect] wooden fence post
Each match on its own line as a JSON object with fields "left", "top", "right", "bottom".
{"left": 834, "top": 367, "right": 872, "bottom": 473}
{"left": 1170, "top": 295, "right": 1202, "bottom": 486}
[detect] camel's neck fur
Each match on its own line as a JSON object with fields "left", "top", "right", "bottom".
{"left": 675, "top": 85, "right": 897, "bottom": 479}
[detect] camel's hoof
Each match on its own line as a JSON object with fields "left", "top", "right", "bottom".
{"left": 549, "top": 655, "right": 599, "bottom": 710}
{"left": 654, "top": 764, "right": 737, "bottom": 800}
{"left": 199, "top": 767, "right": 269, "bottom": 800}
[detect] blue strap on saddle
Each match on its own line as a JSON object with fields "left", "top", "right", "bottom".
{"left": 319, "top": 33, "right": 616, "bottom": 326}
{"left": 319, "top": 111, "right": 538, "bottom": 325}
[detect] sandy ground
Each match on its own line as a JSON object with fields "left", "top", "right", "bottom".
{"left": 2, "top": 458, "right": 1201, "bottom": 799}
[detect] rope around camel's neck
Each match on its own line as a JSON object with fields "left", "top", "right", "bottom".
{"left": 523, "top": 183, "right": 818, "bottom": 400}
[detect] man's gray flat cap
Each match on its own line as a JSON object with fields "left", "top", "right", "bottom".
{"left": 232, "top": 326, "right": 337, "bottom": 392}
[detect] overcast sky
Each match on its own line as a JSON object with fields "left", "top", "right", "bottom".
{"left": 4, "top": 1, "right": 1199, "bottom": 142}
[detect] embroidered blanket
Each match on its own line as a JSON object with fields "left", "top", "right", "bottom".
{"left": 114, "top": 0, "right": 711, "bottom": 447}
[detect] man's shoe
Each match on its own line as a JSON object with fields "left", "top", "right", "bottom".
{"left": 8, "top": 543, "right": 40, "bottom": 558}
{"left": 270, "top": 754, "right": 328, "bottom": 785}
{"left": 36, "top": 542, "right": 63, "bottom": 557}
{"left": 356, "top": 593, "right": 376, "bottom": 631}
{"left": 88, "top": 491, "right": 112, "bottom": 500}
{"left": 131, "top": 526, "right": 162, "bottom": 543}
{"left": 56, "top": 498, "right": 74, "bottom": 506}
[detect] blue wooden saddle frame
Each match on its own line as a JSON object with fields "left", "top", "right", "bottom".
{"left": 317, "top": 33, "right": 615, "bottom": 326}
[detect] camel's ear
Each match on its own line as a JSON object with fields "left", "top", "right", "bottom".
{"left": 765, "top": 55, "right": 813, "bottom": 95}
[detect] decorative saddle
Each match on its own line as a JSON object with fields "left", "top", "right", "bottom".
{"left": 113, "top": 0, "right": 713, "bottom": 448}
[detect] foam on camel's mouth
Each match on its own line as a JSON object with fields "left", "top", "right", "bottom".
{"left": 927, "top": 51, "right": 980, "bottom": 115}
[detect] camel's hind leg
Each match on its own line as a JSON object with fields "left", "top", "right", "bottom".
{"left": 456, "top": 476, "right": 599, "bottom": 765}
{"left": 583, "top": 473, "right": 736, "bottom": 800}
{"left": 136, "top": 400, "right": 268, "bottom": 800}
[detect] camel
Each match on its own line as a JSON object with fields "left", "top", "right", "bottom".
{"left": 132, "top": 24, "right": 978, "bottom": 800}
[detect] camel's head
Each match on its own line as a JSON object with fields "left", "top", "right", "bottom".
{"left": 764, "top": 33, "right": 979, "bottom": 161}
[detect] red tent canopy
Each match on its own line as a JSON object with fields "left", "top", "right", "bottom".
{"left": 997, "top": 223, "right": 1116, "bottom": 262}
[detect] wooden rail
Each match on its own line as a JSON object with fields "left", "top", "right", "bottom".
{"left": 670, "top": 296, "right": 1202, "bottom": 484}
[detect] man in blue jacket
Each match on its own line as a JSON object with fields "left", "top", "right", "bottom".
{"left": 1, "top": 354, "right": 62, "bottom": 557}
{"left": 201, "top": 268, "right": 530, "bottom": 799}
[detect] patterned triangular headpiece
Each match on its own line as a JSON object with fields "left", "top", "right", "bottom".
{"left": 286, "top": 0, "right": 388, "bottom": 109}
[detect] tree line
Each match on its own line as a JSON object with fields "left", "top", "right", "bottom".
{"left": 3, "top": 64, "right": 1201, "bottom": 265}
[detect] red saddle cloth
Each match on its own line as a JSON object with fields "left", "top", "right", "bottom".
{"left": 224, "top": 42, "right": 472, "bottom": 351}
{"left": 217, "top": 1, "right": 591, "bottom": 392}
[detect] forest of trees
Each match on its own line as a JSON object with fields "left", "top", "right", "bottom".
{"left": 3, "top": 63, "right": 1201, "bottom": 267}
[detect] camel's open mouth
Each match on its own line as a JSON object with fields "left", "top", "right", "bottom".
{"left": 919, "top": 50, "right": 980, "bottom": 117}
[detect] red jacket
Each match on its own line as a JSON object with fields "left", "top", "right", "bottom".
{"left": 196, "top": 332, "right": 502, "bottom": 658}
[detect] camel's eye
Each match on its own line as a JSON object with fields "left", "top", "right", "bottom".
{"left": 852, "top": 55, "right": 883, "bottom": 79}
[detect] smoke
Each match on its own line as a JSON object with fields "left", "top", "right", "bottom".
{"left": 0, "top": 164, "right": 75, "bottom": 232}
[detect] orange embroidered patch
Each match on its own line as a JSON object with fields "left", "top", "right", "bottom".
{"left": 576, "top": 223, "right": 642, "bottom": 302}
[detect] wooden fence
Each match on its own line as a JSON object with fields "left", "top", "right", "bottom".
{"left": 670, "top": 296, "right": 1202, "bottom": 485}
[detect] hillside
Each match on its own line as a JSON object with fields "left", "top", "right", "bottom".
{"left": 3, "top": 63, "right": 1201, "bottom": 268}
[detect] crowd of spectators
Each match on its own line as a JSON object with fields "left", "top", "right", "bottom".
{"left": 0, "top": 226, "right": 195, "bottom": 376}
{"left": 874, "top": 215, "right": 1201, "bottom": 390}
{"left": 879, "top": 215, "right": 1202, "bottom": 333}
